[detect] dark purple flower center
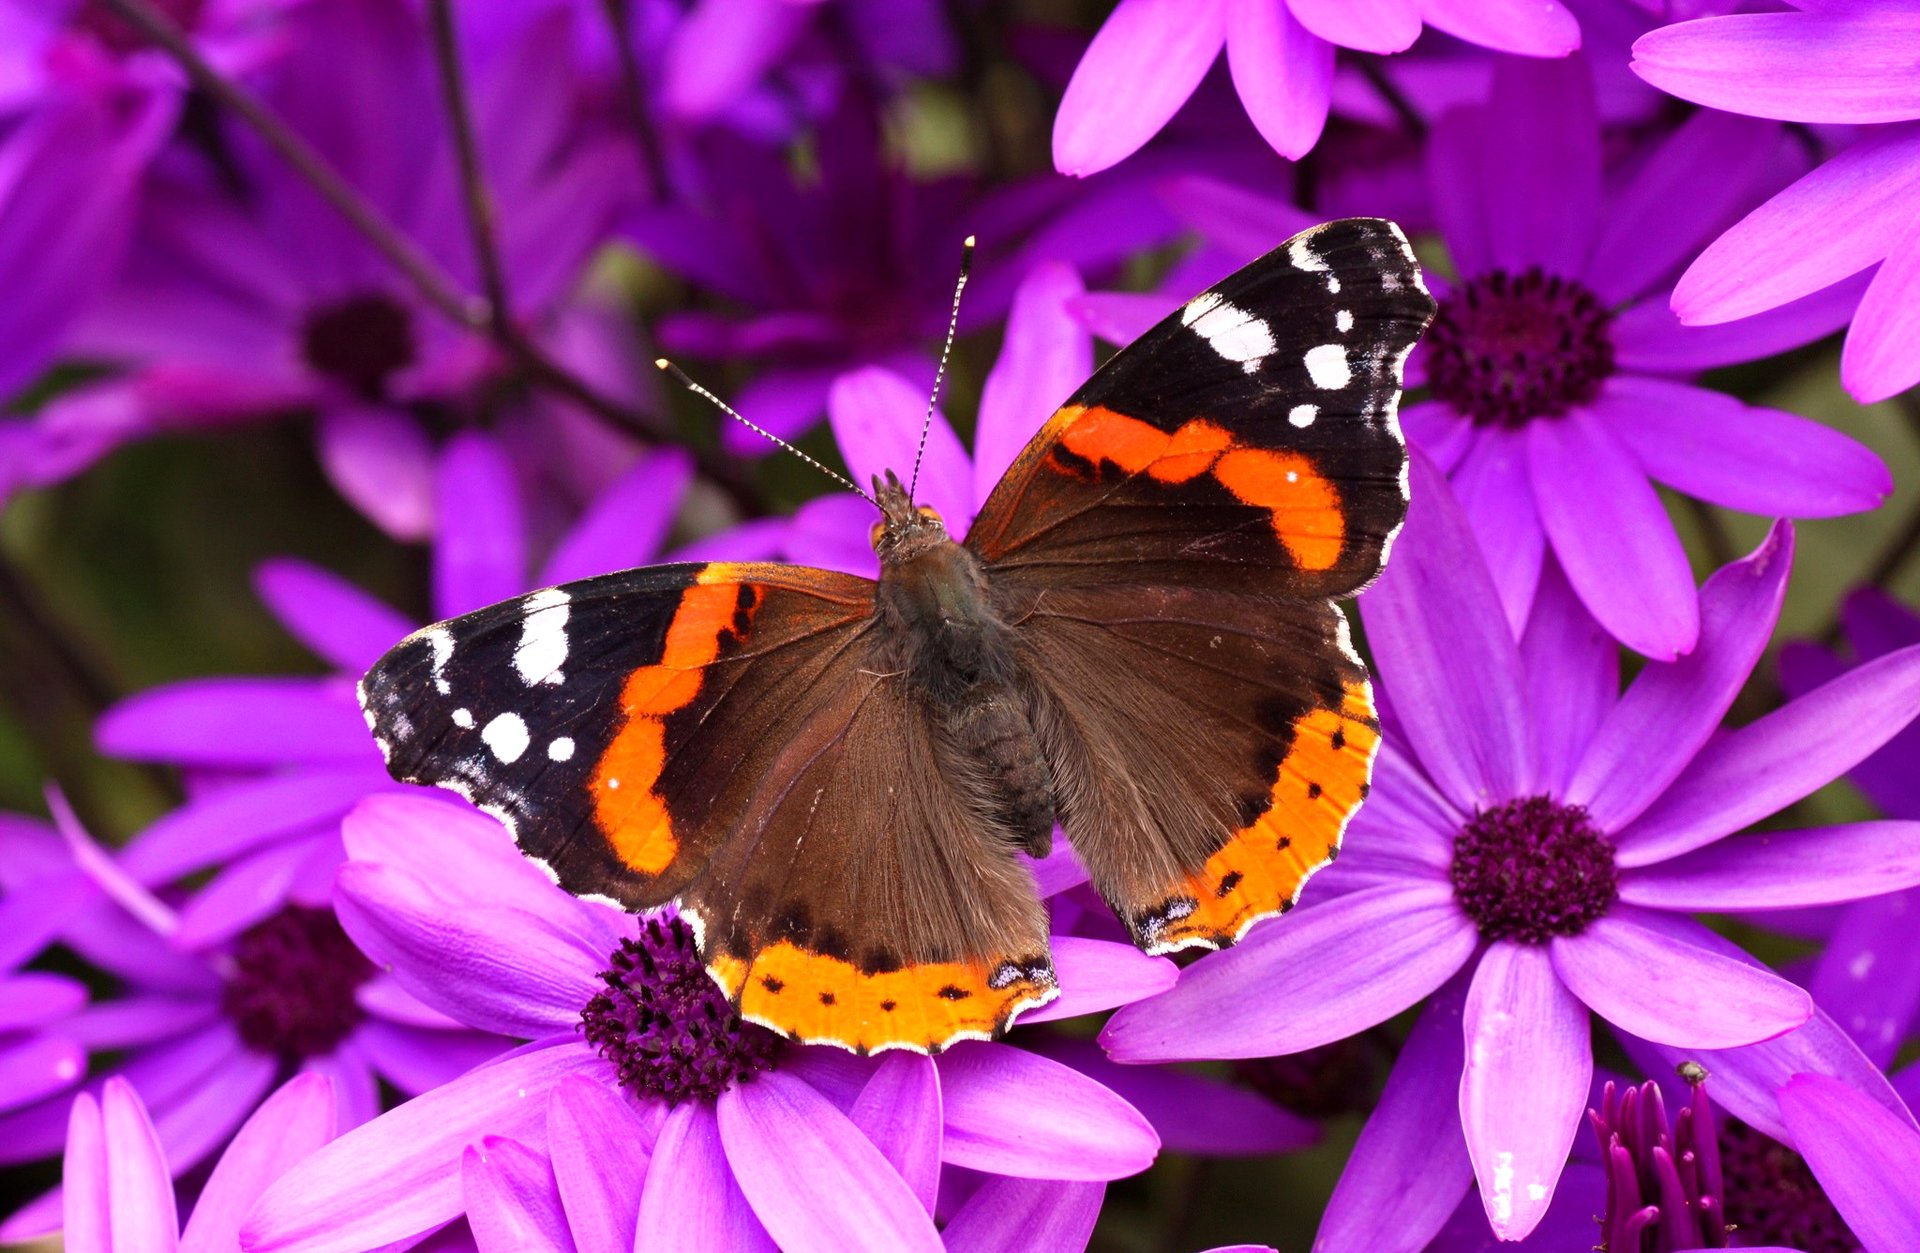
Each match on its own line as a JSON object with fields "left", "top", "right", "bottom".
{"left": 1450, "top": 796, "right": 1617, "bottom": 943}
{"left": 1235, "top": 1035, "right": 1386, "bottom": 1120}
{"left": 221, "top": 905, "right": 375, "bottom": 1060}
{"left": 1718, "top": 1115, "right": 1862, "bottom": 1253}
{"left": 580, "top": 916, "right": 784, "bottom": 1105}
{"left": 301, "top": 294, "right": 418, "bottom": 399}
{"left": 72, "top": 0, "right": 206, "bottom": 53}
{"left": 1425, "top": 267, "right": 1615, "bottom": 427}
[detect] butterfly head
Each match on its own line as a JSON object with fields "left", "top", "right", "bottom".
{"left": 870, "top": 469, "right": 948, "bottom": 561}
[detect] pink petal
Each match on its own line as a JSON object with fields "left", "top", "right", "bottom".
{"left": 1841, "top": 221, "right": 1920, "bottom": 403}
{"left": 1053, "top": 0, "right": 1228, "bottom": 177}
{"left": 634, "top": 1103, "right": 774, "bottom": 1253}
{"left": 546, "top": 1076, "right": 650, "bottom": 1253}
{"left": 848, "top": 1054, "right": 941, "bottom": 1214}
{"left": 1779, "top": 1074, "right": 1920, "bottom": 1251}
{"left": 102, "top": 1077, "right": 181, "bottom": 1253}
{"left": 828, "top": 366, "right": 972, "bottom": 532}
{"left": 1285, "top": 0, "right": 1419, "bottom": 53}
{"left": 462, "top": 1137, "right": 574, "bottom": 1253}
{"left": 180, "top": 1075, "right": 337, "bottom": 1253}
{"left": 938, "top": 1043, "right": 1158, "bottom": 1181}
{"left": 1419, "top": 0, "right": 1579, "bottom": 56}
{"left": 1630, "top": 12, "right": 1920, "bottom": 124}
{"left": 972, "top": 263, "right": 1090, "bottom": 506}
{"left": 432, "top": 433, "right": 526, "bottom": 620}
{"left": 317, "top": 404, "right": 436, "bottom": 542}
{"left": 942, "top": 1177, "right": 1104, "bottom": 1253}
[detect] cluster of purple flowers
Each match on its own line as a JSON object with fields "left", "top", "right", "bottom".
{"left": 5, "top": 0, "right": 1920, "bottom": 1249}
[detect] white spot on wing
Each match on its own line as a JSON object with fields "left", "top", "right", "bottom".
{"left": 1288, "top": 404, "right": 1316, "bottom": 428}
{"left": 1183, "top": 292, "right": 1275, "bottom": 373}
{"left": 548, "top": 736, "right": 575, "bottom": 762}
{"left": 425, "top": 627, "right": 455, "bottom": 695}
{"left": 452, "top": 708, "right": 474, "bottom": 729}
{"left": 482, "top": 712, "right": 530, "bottom": 763}
{"left": 1336, "top": 309, "right": 1354, "bottom": 332}
{"left": 1304, "top": 344, "right": 1351, "bottom": 389}
{"left": 514, "top": 588, "right": 570, "bottom": 686}
{"left": 1288, "top": 233, "right": 1328, "bottom": 272}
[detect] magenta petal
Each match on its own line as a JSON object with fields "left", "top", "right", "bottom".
{"left": 1021, "top": 936, "right": 1175, "bottom": 1023}
{"left": 1100, "top": 882, "right": 1474, "bottom": 1061}
{"left": 1225, "top": 0, "right": 1334, "bottom": 160}
{"left": 634, "top": 1102, "right": 774, "bottom": 1253}
{"left": 1595, "top": 377, "right": 1889, "bottom": 517}
{"left": 0, "top": 972, "right": 86, "bottom": 1031}
{"left": 545, "top": 1076, "right": 649, "bottom": 1253}
{"left": 179, "top": 1074, "right": 336, "bottom": 1253}
{"left": 829, "top": 367, "right": 972, "bottom": 531}
{"left": 62, "top": 1091, "right": 110, "bottom": 1253}
{"left": 1361, "top": 451, "right": 1536, "bottom": 809}
{"left": 317, "top": 404, "right": 435, "bottom": 542}
{"left": 462, "top": 1137, "right": 575, "bottom": 1253}
{"left": 99, "top": 1077, "right": 181, "bottom": 1253}
{"left": 1673, "top": 127, "right": 1920, "bottom": 326}
{"left": 1779, "top": 1074, "right": 1920, "bottom": 1251}
{"left": 1460, "top": 944, "right": 1589, "bottom": 1242}
{"left": 244, "top": 1041, "right": 602, "bottom": 1253}
{"left": 660, "top": 0, "right": 804, "bottom": 121}
{"left": 1480, "top": 56, "right": 1600, "bottom": 277}
{"left": 1564, "top": 521, "right": 1790, "bottom": 831}
{"left": 0, "top": 1035, "right": 84, "bottom": 1114}
{"left": 1068, "top": 291, "right": 1176, "bottom": 346}
{"left": 1621, "top": 821, "right": 1920, "bottom": 912}
{"left": 1527, "top": 406, "right": 1697, "bottom": 660}
{"left": 1052, "top": 0, "right": 1228, "bottom": 177}
{"left": 942, "top": 1177, "right": 1104, "bottom": 1253}
{"left": 539, "top": 449, "right": 693, "bottom": 586}
{"left": 1549, "top": 909, "right": 1809, "bottom": 1048}
{"left": 1630, "top": 12, "right": 1920, "bottom": 125}
{"left": 1616, "top": 643, "right": 1920, "bottom": 866}
{"left": 254, "top": 558, "right": 415, "bottom": 674}
{"left": 1612, "top": 272, "right": 1867, "bottom": 374}
{"left": 1451, "top": 425, "right": 1544, "bottom": 635}
{"left": 98, "top": 679, "right": 371, "bottom": 766}
{"left": 718, "top": 1071, "right": 942, "bottom": 1253}
{"left": 1426, "top": 108, "right": 1493, "bottom": 279}
{"left": 122, "top": 767, "right": 385, "bottom": 884}
{"left": 1418, "top": 0, "right": 1579, "bottom": 56}
{"left": 1286, "top": 0, "right": 1419, "bottom": 54}
{"left": 1841, "top": 224, "right": 1920, "bottom": 403}
{"left": 937, "top": 1042, "right": 1156, "bottom": 1181}
{"left": 1316, "top": 977, "right": 1473, "bottom": 1253}
{"left": 1809, "top": 892, "right": 1920, "bottom": 1067}
{"left": 973, "top": 263, "right": 1090, "bottom": 503}
{"left": 432, "top": 434, "right": 527, "bottom": 620}
{"left": 1520, "top": 559, "right": 1616, "bottom": 795}
{"left": 848, "top": 1053, "right": 941, "bottom": 1214}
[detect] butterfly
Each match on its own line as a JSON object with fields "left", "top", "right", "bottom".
{"left": 359, "top": 218, "right": 1434, "bottom": 1055}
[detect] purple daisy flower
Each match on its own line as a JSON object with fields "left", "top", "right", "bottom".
{"left": 0, "top": 814, "right": 94, "bottom": 1124}
{"left": 58, "top": 1072, "right": 356, "bottom": 1253}
{"left": 1406, "top": 52, "right": 1885, "bottom": 658}
{"left": 241, "top": 793, "right": 1167, "bottom": 1252}
{"left": 1050, "top": 0, "right": 1580, "bottom": 176}
{"left": 1102, "top": 452, "right": 1920, "bottom": 1242}
{"left": 2, "top": 0, "right": 633, "bottom": 538}
{"left": 1632, "top": 3, "right": 1920, "bottom": 402}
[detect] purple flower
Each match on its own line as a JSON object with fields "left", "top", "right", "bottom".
{"left": 1102, "top": 452, "right": 1920, "bottom": 1241}
{"left": 1633, "top": 4, "right": 1920, "bottom": 402}
{"left": 1050, "top": 0, "right": 1580, "bottom": 176}
{"left": 0, "top": 814, "right": 92, "bottom": 1124}
{"left": 1778, "top": 1073, "right": 1920, "bottom": 1252}
{"left": 2, "top": 0, "right": 634, "bottom": 538}
{"left": 240, "top": 793, "right": 1166, "bottom": 1252}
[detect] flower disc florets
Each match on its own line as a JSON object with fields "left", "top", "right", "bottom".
{"left": 1426, "top": 267, "right": 1615, "bottom": 428}
{"left": 580, "top": 915, "right": 784, "bottom": 1105}
{"left": 1450, "top": 795, "right": 1618, "bottom": 943}
{"left": 301, "top": 293, "right": 418, "bottom": 399}
{"left": 1719, "top": 1116, "right": 1862, "bottom": 1253}
{"left": 221, "top": 905, "right": 375, "bottom": 1059}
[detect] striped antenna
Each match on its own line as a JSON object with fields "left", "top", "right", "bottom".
{"left": 655, "top": 359, "right": 877, "bottom": 506}
{"left": 909, "top": 234, "right": 975, "bottom": 501}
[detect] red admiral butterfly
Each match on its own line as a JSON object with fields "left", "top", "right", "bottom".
{"left": 360, "top": 218, "right": 1433, "bottom": 1054}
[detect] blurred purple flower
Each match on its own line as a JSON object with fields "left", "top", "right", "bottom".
{"left": 1633, "top": 4, "right": 1920, "bottom": 402}
{"left": 242, "top": 794, "right": 1166, "bottom": 1253}
{"left": 0, "top": 816, "right": 92, "bottom": 1124}
{"left": 1778, "top": 1073, "right": 1920, "bottom": 1253}
{"left": 59, "top": 1073, "right": 351, "bottom": 1253}
{"left": 1, "top": 0, "right": 633, "bottom": 538}
{"left": 1050, "top": 0, "right": 1580, "bottom": 176}
{"left": 1103, "top": 454, "right": 1920, "bottom": 1242}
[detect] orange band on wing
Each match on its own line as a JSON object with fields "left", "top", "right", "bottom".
{"left": 1056, "top": 406, "right": 1345, "bottom": 571}
{"left": 706, "top": 942, "right": 1057, "bottom": 1054}
{"left": 1143, "top": 681, "right": 1380, "bottom": 953}
{"left": 591, "top": 574, "right": 763, "bottom": 876}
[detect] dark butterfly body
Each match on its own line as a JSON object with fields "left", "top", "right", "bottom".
{"left": 360, "top": 218, "right": 1435, "bottom": 1054}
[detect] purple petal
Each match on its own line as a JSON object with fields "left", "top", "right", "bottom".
{"left": 660, "top": 0, "right": 806, "bottom": 121}
{"left": 1778, "top": 1074, "right": 1920, "bottom": 1251}
{"left": 317, "top": 404, "right": 436, "bottom": 543}
{"left": 244, "top": 1041, "right": 603, "bottom": 1253}
{"left": 1622, "top": 821, "right": 1920, "bottom": 912}
{"left": 1341, "top": 738, "right": 1462, "bottom": 872}
{"left": 1460, "top": 944, "right": 1590, "bottom": 1242}
{"left": 1419, "top": 0, "right": 1580, "bottom": 56}
{"left": 98, "top": 679, "right": 372, "bottom": 766}
{"left": 1595, "top": 377, "right": 1889, "bottom": 517}
{"left": 973, "top": 263, "right": 1090, "bottom": 505}
{"left": 1550, "top": 908, "right": 1810, "bottom": 1047}
{"left": 718, "top": 1070, "right": 943, "bottom": 1253}
{"left": 179, "top": 1074, "right": 337, "bottom": 1253}
{"left": 1100, "top": 882, "right": 1474, "bottom": 1061}
{"left": 1360, "top": 450, "right": 1536, "bottom": 809}
{"left": 1564, "top": 521, "right": 1791, "bottom": 831}
{"left": 546, "top": 1076, "right": 650, "bottom": 1253}
{"left": 1809, "top": 891, "right": 1920, "bottom": 1067}
{"left": 1399, "top": 399, "right": 1474, "bottom": 473}
{"left": 539, "top": 449, "right": 694, "bottom": 586}
{"left": 463, "top": 1137, "right": 575, "bottom": 1253}
{"left": 1287, "top": 0, "right": 1418, "bottom": 53}
{"left": 829, "top": 367, "right": 973, "bottom": 532}
{"left": 172, "top": 842, "right": 306, "bottom": 951}
{"left": 1315, "top": 976, "right": 1473, "bottom": 1253}
{"left": 62, "top": 1092, "right": 109, "bottom": 1253}
{"left": 937, "top": 1042, "right": 1157, "bottom": 1181}
{"left": 333, "top": 863, "right": 599, "bottom": 1040}
{"left": 1630, "top": 12, "right": 1920, "bottom": 124}
{"left": 0, "top": 972, "right": 86, "bottom": 1031}
{"left": 1162, "top": 178, "right": 1317, "bottom": 266}
{"left": 1480, "top": 55, "right": 1601, "bottom": 276}
{"left": 781, "top": 493, "right": 879, "bottom": 579}
{"left": 941, "top": 1177, "right": 1104, "bottom": 1253}
{"left": 1520, "top": 559, "right": 1616, "bottom": 795}
{"left": 635, "top": 1102, "right": 775, "bottom": 1253}
{"left": 1451, "top": 425, "right": 1544, "bottom": 634}
{"left": 1224, "top": 0, "right": 1334, "bottom": 159}
{"left": 1842, "top": 221, "right": 1920, "bottom": 403}
{"left": 1066, "top": 291, "right": 1174, "bottom": 346}
{"left": 1612, "top": 272, "right": 1868, "bottom": 373}
{"left": 100, "top": 1077, "right": 181, "bottom": 1253}
{"left": 149, "top": 1046, "right": 279, "bottom": 1178}
{"left": 1426, "top": 108, "right": 1493, "bottom": 279}
{"left": 1052, "top": 0, "right": 1228, "bottom": 177}
{"left": 849, "top": 1053, "right": 941, "bottom": 1213}
{"left": 0, "top": 1035, "right": 85, "bottom": 1113}
{"left": 1020, "top": 936, "right": 1176, "bottom": 1023}
{"left": 121, "top": 767, "right": 386, "bottom": 884}
{"left": 254, "top": 559, "right": 415, "bottom": 674}
{"left": 356, "top": 1021, "right": 506, "bottom": 1096}
{"left": 1528, "top": 405, "right": 1697, "bottom": 659}
{"left": 432, "top": 434, "right": 527, "bottom": 620}
{"left": 1616, "top": 643, "right": 1920, "bottom": 865}
{"left": 1672, "top": 127, "right": 1920, "bottom": 325}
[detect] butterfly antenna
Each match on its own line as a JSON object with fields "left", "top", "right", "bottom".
{"left": 909, "top": 234, "right": 975, "bottom": 501}
{"left": 655, "top": 359, "right": 877, "bottom": 506}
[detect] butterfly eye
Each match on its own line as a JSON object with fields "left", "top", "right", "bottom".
{"left": 869, "top": 520, "right": 887, "bottom": 549}
{"left": 916, "top": 506, "right": 943, "bottom": 526}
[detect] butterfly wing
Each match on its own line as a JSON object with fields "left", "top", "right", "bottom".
{"left": 968, "top": 218, "right": 1432, "bottom": 951}
{"left": 360, "top": 561, "right": 1055, "bottom": 1052}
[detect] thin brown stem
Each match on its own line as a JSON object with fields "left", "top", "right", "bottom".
{"left": 600, "top": 0, "right": 671, "bottom": 195}
{"left": 426, "top": 0, "right": 510, "bottom": 325}
{"left": 1355, "top": 55, "right": 1429, "bottom": 140}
